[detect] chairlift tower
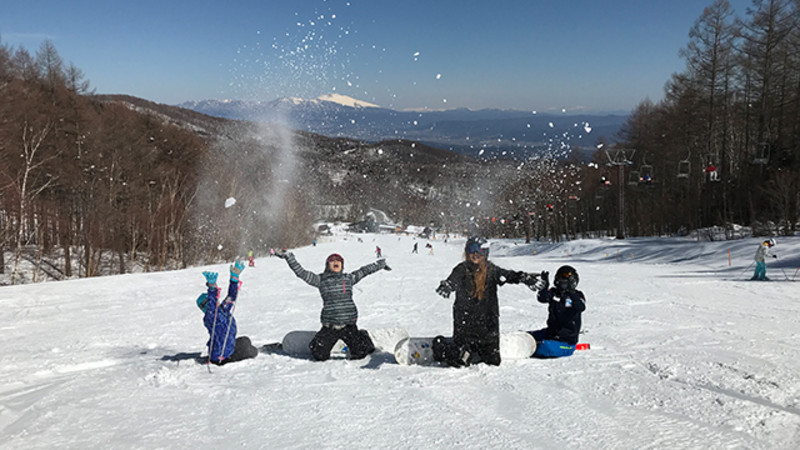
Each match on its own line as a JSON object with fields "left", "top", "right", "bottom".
{"left": 605, "top": 148, "right": 635, "bottom": 239}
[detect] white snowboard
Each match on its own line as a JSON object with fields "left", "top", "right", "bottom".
{"left": 394, "top": 331, "right": 537, "bottom": 366}
{"left": 281, "top": 327, "right": 409, "bottom": 358}
{"left": 393, "top": 337, "right": 437, "bottom": 365}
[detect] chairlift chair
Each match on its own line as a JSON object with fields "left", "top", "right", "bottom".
{"left": 677, "top": 159, "right": 690, "bottom": 179}
{"left": 704, "top": 155, "right": 720, "bottom": 182}
{"left": 639, "top": 163, "right": 653, "bottom": 184}
{"left": 628, "top": 170, "right": 640, "bottom": 185}
{"left": 752, "top": 142, "right": 769, "bottom": 165}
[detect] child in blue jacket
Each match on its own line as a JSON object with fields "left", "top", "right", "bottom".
{"left": 197, "top": 260, "right": 258, "bottom": 365}
{"left": 529, "top": 265, "right": 586, "bottom": 358}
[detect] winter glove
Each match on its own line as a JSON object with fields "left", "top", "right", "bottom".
{"left": 772, "top": 254, "right": 778, "bottom": 259}
{"left": 436, "top": 280, "right": 454, "bottom": 298}
{"left": 540, "top": 271, "right": 550, "bottom": 291}
{"left": 377, "top": 258, "right": 392, "bottom": 271}
{"left": 522, "top": 272, "right": 546, "bottom": 291}
{"left": 203, "top": 271, "right": 218, "bottom": 287}
{"left": 499, "top": 271, "right": 523, "bottom": 286}
{"left": 275, "top": 250, "right": 291, "bottom": 259}
{"left": 230, "top": 260, "right": 245, "bottom": 282}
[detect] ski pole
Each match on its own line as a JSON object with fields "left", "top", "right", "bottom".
{"left": 740, "top": 260, "right": 755, "bottom": 277}
{"left": 775, "top": 255, "right": 790, "bottom": 281}
{"left": 218, "top": 299, "right": 237, "bottom": 364}
{"left": 216, "top": 280, "right": 242, "bottom": 366}
{"left": 207, "top": 299, "right": 220, "bottom": 373}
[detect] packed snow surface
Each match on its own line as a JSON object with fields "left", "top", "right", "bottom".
{"left": 2, "top": 233, "right": 800, "bottom": 449}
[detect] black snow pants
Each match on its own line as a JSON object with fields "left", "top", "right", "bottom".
{"left": 310, "top": 324, "right": 375, "bottom": 361}
{"left": 432, "top": 333, "right": 501, "bottom": 367}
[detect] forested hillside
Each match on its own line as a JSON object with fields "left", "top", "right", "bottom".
{"left": 2, "top": 0, "right": 798, "bottom": 285}
{"left": 0, "top": 41, "right": 566, "bottom": 284}
{"left": 588, "top": 0, "right": 799, "bottom": 237}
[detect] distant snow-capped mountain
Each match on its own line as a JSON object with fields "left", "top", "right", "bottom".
{"left": 178, "top": 95, "right": 626, "bottom": 160}
{"left": 310, "top": 93, "right": 380, "bottom": 108}
{"left": 181, "top": 94, "right": 379, "bottom": 116}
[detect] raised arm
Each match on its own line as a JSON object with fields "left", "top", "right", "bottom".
{"left": 351, "top": 258, "right": 388, "bottom": 284}
{"left": 278, "top": 252, "right": 321, "bottom": 287}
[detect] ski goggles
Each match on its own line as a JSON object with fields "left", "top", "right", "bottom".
{"left": 326, "top": 253, "right": 344, "bottom": 264}
{"left": 466, "top": 243, "right": 488, "bottom": 256}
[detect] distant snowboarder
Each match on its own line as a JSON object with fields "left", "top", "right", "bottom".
{"left": 528, "top": 265, "right": 586, "bottom": 358}
{"left": 197, "top": 260, "right": 258, "bottom": 365}
{"left": 432, "top": 236, "right": 544, "bottom": 367}
{"left": 275, "top": 250, "right": 391, "bottom": 361}
{"left": 752, "top": 239, "right": 777, "bottom": 281}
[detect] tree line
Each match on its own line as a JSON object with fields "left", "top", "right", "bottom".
{"left": 3, "top": 1, "right": 799, "bottom": 284}
{"left": 0, "top": 39, "right": 318, "bottom": 284}
{"left": 575, "top": 0, "right": 799, "bottom": 239}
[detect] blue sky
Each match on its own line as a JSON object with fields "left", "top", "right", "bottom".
{"left": 1, "top": 0, "right": 752, "bottom": 113}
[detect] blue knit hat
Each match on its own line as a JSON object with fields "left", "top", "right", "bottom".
{"left": 196, "top": 293, "right": 209, "bottom": 312}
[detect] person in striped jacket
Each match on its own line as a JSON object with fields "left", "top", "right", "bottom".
{"left": 276, "top": 251, "right": 391, "bottom": 361}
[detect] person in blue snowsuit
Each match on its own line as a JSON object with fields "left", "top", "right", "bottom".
{"left": 529, "top": 265, "right": 586, "bottom": 358}
{"left": 197, "top": 260, "right": 258, "bottom": 365}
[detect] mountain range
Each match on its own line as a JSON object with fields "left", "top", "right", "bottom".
{"left": 179, "top": 94, "right": 628, "bottom": 160}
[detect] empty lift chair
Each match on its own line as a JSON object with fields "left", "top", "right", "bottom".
{"left": 677, "top": 158, "right": 691, "bottom": 179}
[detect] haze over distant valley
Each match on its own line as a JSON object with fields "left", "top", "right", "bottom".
{"left": 180, "top": 94, "right": 627, "bottom": 160}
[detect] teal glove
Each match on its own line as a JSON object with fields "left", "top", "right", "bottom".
{"left": 230, "top": 260, "right": 245, "bottom": 282}
{"left": 203, "top": 271, "right": 218, "bottom": 287}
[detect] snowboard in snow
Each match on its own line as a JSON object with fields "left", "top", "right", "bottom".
{"left": 393, "top": 337, "right": 437, "bottom": 366}
{"left": 281, "top": 327, "right": 409, "bottom": 358}
{"left": 394, "top": 331, "right": 537, "bottom": 366}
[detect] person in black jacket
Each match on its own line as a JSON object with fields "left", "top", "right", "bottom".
{"left": 529, "top": 265, "right": 586, "bottom": 358}
{"left": 432, "top": 237, "right": 543, "bottom": 367}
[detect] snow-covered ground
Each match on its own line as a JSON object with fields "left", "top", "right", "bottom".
{"left": 1, "top": 233, "right": 799, "bottom": 449}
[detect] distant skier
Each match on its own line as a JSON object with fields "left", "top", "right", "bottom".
{"left": 752, "top": 239, "right": 777, "bottom": 281}
{"left": 376, "top": 246, "right": 382, "bottom": 258}
{"left": 528, "top": 265, "right": 586, "bottom": 358}
{"left": 412, "top": 242, "right": 418, "bottom": 254}
{"left": 197, "top": 260, "right": 258, "bottom": 365}
{"left": 275, "top": 250, "right": 391, "bottom": 361}
{"left": 432, "top": 236, "right": 544, "bottom": 367}
{"left": 248, "top": 250, "right": 255, "bottom": 267}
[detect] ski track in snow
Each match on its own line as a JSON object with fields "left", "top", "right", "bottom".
{"left": 1, "top": 233, "right": 800, "bottom": 449}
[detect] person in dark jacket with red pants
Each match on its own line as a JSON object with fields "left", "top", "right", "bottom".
{"left": 432, "top": 237, "right": 544, "bottom": 367}
{"left": 276, "top": 250, "right": 391, "bottom": 361}
{"left": 197, "top": 260, "right": 258, "bottom": 365}
{"left": 529, "top": 265, "right": 586, "bottom": 358}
